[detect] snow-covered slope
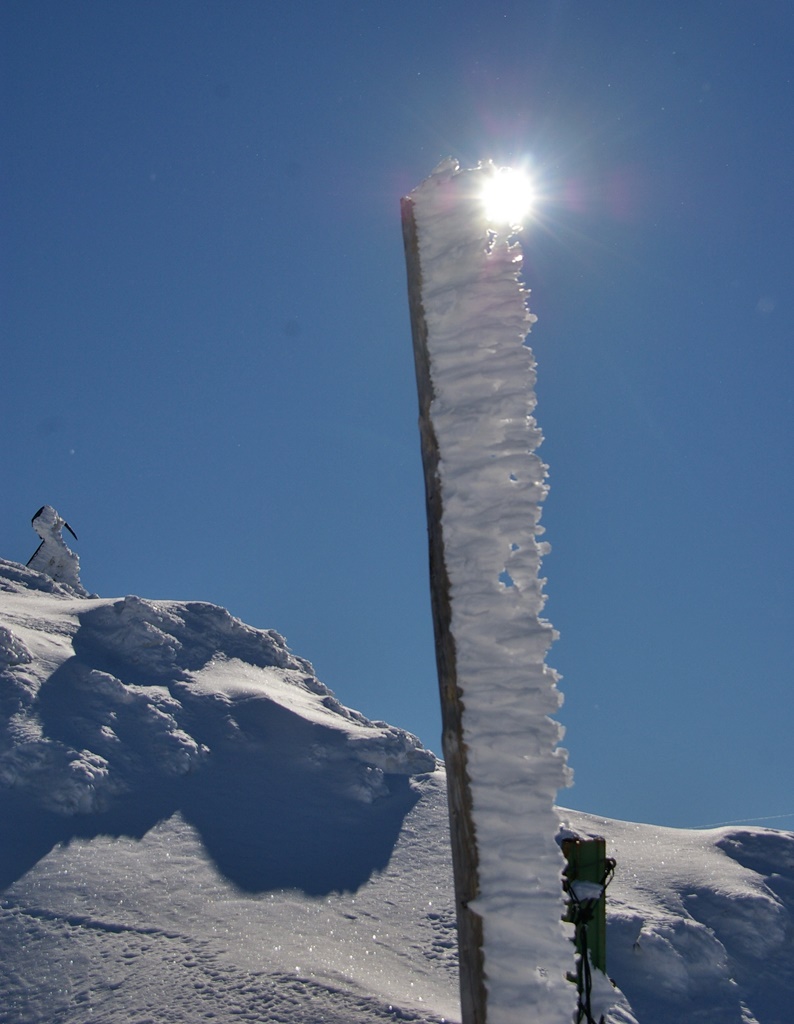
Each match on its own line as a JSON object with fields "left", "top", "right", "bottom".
{"left": 1, "top": 559, "right": 792, "bottom": 1024}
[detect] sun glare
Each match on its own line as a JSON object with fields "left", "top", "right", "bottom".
{"left": 481, "top": 166, "right": 536, "bottom": 228}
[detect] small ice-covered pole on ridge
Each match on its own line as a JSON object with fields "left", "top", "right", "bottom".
{"left": 401, "top": 160, "right": 575, "bottom": 1024}
{"left": 27, "top": 504, "right": 88, "bottom": 596}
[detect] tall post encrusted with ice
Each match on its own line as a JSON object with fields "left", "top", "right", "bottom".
{"left": 402, "top": 160, "right": 574, "bottom": 1024}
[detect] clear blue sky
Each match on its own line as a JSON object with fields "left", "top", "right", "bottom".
{"left": 3, "top": 1, "right": 793, "bottom": 830}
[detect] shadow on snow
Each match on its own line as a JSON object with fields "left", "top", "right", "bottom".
{"left": 0, "top": 600, "right": 422, "bottom": 896}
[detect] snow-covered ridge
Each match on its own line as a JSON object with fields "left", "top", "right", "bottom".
{"left": 1, "top": 561, "right": 793, "bottom": 1023}
{"left": 0, "top": 558, "right": 435, "bottom": 821}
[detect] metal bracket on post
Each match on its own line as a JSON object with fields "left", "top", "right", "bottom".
{"left": 561, "top": 835, "right": 616, "bottom": 1024}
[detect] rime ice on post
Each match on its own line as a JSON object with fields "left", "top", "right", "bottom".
{"left": 27, "top": 505, "right": 88, "bottom": 596}
{"left": 402, "top": 161, "right": 575, "bottom": 1024}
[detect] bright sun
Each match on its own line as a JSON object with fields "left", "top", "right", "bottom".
{"left": 481, "top": 166, "right": 536, "bottom": 227}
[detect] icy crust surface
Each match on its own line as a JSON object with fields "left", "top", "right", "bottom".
{"left": 1, "top": 769, "right": 462, "bottom": 1024}
{"left": 0, "top": 558, "right": 435, "bottom": 818}
{"left": 411, "top": 161, "right": 573, "bottom": 1024}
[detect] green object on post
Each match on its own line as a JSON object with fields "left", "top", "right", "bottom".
{"left": 561, "top": 835, "right": 614, "bottom": 975}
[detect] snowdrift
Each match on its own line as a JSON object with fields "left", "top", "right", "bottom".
{"left": 1, "top": 558, "right": 792, "bottom": 1024}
